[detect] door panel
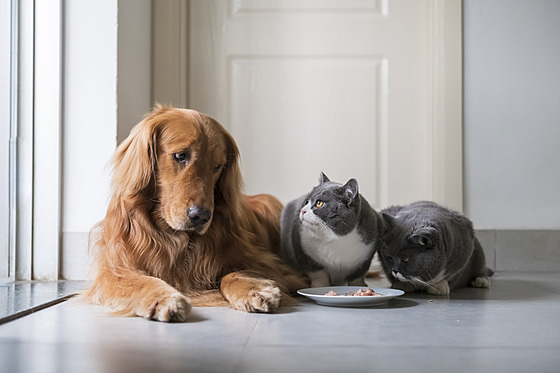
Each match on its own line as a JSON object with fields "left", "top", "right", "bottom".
{"left": 229, "top": 56, "right": 386, "bottom": 205}
{"left": 187, "top": 0, "right": 461, "bottom": 209}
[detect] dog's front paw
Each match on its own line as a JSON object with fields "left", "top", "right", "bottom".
{"left": 232, "top": 284, "right": 282, "bottom": 313}
{"left": 143, "top": 292, "right": 192, "bottom": 322}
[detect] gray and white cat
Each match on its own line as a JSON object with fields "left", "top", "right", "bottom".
{"left": 280, "top": 172, "right": 385, "bottom": 287}
{"left": 379, "top": 201, "right": 493, "bottom": 295}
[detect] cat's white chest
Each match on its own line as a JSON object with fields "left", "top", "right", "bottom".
{"left": 299, "top": 226, "right": 371, "bottom": 272}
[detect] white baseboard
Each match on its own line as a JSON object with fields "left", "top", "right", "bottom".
{"left": 476, "top": 230, "right": 560, "bottom": 272}
{"left": 61, "top": 232, "right": 93, "bottom": 281}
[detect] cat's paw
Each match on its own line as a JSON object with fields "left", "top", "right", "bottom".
{"left": 392, "top": 281, "right": 417, "bottom": 293}
{"left": 309, "top": 270, "right": 330, "bottom": 288}
{"left": 427, "top": 280, "right": 450, "bottom": 295}
{"left": 471, "top": 276, "right": 490, "bottom": 288}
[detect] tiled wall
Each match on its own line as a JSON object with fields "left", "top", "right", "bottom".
{"left": 476, "top": 230, "right": 560, "bottom": 272}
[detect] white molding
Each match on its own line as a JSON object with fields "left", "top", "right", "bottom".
{"left": 231, "top": 0, "right": 387, "bottom": 14}
{"left": 1, "top": 0, "right": 14, "bottom": 280}
{"left": 32, "top": 0, "right": 62, "bottom": 280}
{"left": 377, "top": 58, "right": 389, "bottom": 209}
{"left": 152, "top": 0, "right": 188, "bottom": 107}
{"left": 14, "top": 0, "right": 34, "bottom": 281}
{"left": 429, "top": 0, "right": 463, "bottom": 211}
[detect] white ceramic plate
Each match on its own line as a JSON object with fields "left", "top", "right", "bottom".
{"left": 297, "top": 286, "right": 405, "bottom": 308}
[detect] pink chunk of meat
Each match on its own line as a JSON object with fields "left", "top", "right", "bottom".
{"left": 323, "top": 288, "right": 382, "bottom": 296}
{"left": 352, "top": 288, "right": 381, "bottom": 296}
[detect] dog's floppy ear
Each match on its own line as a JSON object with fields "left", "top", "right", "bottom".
{"left": 112, "top": 106, "right": 167, "bottom": 198}
{"left": 212, "top": 119, "right": 243, "bottom": 214}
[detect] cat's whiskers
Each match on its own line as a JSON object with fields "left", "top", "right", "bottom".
{"left": 303, "top": 218, "right": 331, "bottom": 233}
{"left": 415, "top": 270, "right": 447, "bottom": 293}
{"left": 317, "top": 220, "right": 330, "bottom": 230}
{"left": 378, "top": 238, "right": 389, "bottom": 251}
{"left": 410, "top": 276, "right": 438, "bottom": 292}
{"left": 426, "top": 270, "right": 445, "bottom": 285}
{"left": 394, "top": 272, "right": 434, "bottom": 292}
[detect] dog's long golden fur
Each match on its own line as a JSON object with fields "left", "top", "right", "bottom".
{"left": 84, "top": 106, "right": 307, "bottom": 321}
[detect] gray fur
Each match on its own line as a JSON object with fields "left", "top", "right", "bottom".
{"left": 280, "top": 172, "right": 384, "bottom": 287}
{"left": 379, "top": 201, "right": 493, "bottom": 295}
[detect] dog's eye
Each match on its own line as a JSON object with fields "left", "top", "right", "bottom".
{"left": 213, "top": 164, "right": 223, "bottom": 173}
{"left": 173, "top": 152, "right": 190, "bottom": 164}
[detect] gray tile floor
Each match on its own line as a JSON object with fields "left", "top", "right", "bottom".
{"left": 1, "top": 272, "right": 559, "bottom": 373}
{"left": 0, "top": 281, "right": 84, "bottom": 323}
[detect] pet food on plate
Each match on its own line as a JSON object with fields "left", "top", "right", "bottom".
{"left": 324, "top": 288, "right": 381, "bottom": 297}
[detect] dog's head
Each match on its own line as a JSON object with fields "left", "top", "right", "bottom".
{"left": 112, "top": 105, "right": 242, "bottom": 234}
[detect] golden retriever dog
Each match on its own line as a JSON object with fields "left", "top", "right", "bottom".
{"left": 84, "top": 105, "right": 307, "bottom": 321}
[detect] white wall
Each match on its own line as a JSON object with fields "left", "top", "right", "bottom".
{"left": 61, "top": 0, "right": 152, "bottom": 279}
{"left": 117, "top": 0, "right": 152, "bottom": 144}
{"left": 63, "top": 0, "right": 117, "bottom": 234}
{"left": 62, "top": 0, "right": 118, "bottom": 278}
{"left": 463, "top": 0, "right": 560, "bottom": 230}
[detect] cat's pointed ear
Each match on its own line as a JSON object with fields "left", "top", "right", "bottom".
{"left": 382, "top": 212, "right": 396, "bottom": 230}
{"left": 319, "top": 172, "right": 330, "bottom": 184}
{"left": 410, "top": 227, "right": 437, "bottom": 248}
{"left": 343, "top": 178, "right": 359, "bottom": 201}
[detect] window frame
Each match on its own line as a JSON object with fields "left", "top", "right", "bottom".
{"left": 1, "top": 0, "right": 63, "bottom": 282}
{"left": 0, "top": 0, "right": 12, "bottom": 281}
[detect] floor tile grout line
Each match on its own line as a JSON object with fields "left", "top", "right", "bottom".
{"left": 0, "top": 293, "right": 77, "bottom": 326}
{"left": 243, "top": 314, "right": 261, "bottom": 348}
{"left": 230, "top": 314, "right": 263, "bottom": 373}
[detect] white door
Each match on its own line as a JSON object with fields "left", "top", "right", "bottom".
{"left": 185, "top": 0, "right": 462, "bottom": 211}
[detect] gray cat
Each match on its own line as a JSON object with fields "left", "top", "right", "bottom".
{"left": 379, "top": 201, "right": 493, "bottom": 295}
{"left": 280, "top": 172, "right": 385, "bottom": 287}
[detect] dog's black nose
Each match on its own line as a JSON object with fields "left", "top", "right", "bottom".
{"left": 187, "top": 207, "right": 211, "bottom": 227}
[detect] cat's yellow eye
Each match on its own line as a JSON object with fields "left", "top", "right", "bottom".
{"left": 315, "top": 200, "right": 324, "bottom": 208}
